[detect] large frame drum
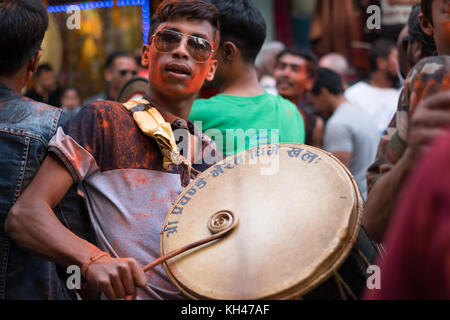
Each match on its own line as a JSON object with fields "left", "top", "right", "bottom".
{"left": 160, "top": 144, "right": 376, "bottom": 299}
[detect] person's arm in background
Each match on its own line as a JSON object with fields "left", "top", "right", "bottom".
{"left": 312, "top": 116, "right": 325, "bottom": 149}
{"left": 323, "top": 120, "right": 352, "bottom": 168}
{"left": 364, "top": 92, "right": 450, "bottom": 242}
{"left": 331, "top": 151, "right": 352, "bottom": 168}
{"left": 5, "top": 154, "right": 147, "bottom": 300}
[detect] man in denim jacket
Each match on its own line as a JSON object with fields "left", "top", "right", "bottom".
{"left": 0, "top": 0, "right": 87, "bottom": 299}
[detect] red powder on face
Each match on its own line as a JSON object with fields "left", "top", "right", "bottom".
{"left": 444, "top": 21, "right": 450, "bottom": 44}
{"left": 147, "top": 33, "right": 213, "bottom": 95}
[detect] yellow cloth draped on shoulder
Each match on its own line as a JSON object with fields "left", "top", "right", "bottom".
{"left": 123, "top": 98, "right": 192, "bottom": 185}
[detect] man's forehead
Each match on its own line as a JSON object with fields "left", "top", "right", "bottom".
{"left": 113, "top": 56, "right": 135, "bottom": 67}
{"left": 279, "top": 54, "right": 307, "bottom": 67}
{"left": 156, "top": 18, "right": 215, "bottom": 41}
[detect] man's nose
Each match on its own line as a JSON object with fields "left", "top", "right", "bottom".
{"left": 172, "top": 37, "right": 189, "bottom": 60}
{"left": 277, "top": 67, "right": 290, "bottom": 78}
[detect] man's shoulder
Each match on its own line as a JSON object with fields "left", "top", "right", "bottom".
{"left": 83, "top": 92, "right": 108, "bottom": 105}
{"left": 6, "top": 95, "right": 62, "bottom": 120}
{"left": 190, "top": 96, "right": 224, "bottom": 120}
{"left": 78, "top": 100, "right": 126, "bottom": 116}
{"left": 0, "top": 94, "right": 64, "bottom": 141}
{"left": 68, "top": 100, "right": 131, "bottom": 133}
{"left": 345, "top": 81, "right": 371, "bottom": 95}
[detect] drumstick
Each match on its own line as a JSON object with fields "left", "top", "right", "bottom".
{"left": 143, "top": 211, "right": 238, "bottom": 272}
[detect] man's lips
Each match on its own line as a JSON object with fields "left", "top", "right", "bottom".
{"left": 165, "top": 62, "right": 192, "bottom": 79}
{"left": 277, "top": 80, "right": 294, "bottom": 90}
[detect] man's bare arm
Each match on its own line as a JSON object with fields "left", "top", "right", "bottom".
{"left": 5, "top": 154, "right": 97, "bottom": 266}
{"left": 332, "top": 151, "right": 352, "bottom": 169}
{"left": 5, "top": 154, "right": 147, "bottom": 299}
{"left": 363, "top": 149, "right": 415, "bottom": 242}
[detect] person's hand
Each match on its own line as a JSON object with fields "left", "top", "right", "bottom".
{"left": 407, "top": 91, "right": 450, "bottom": 160}
{"left": 84, "top": 255, "right": 147, "bottom": 300}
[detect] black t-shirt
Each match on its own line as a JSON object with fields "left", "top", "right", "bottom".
{"left": 25, "top": 86, "right": 62, "bottom": 108}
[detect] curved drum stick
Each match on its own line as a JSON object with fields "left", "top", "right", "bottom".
{"left": 143, "top": 211, "right": 238, "bottom": 272}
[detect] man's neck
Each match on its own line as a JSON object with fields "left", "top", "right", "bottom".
{"left": 369, "top": 71, "right": 393, "bottom": 89}
{"left": 0, "top": 76, "right": 22, "bottom": 93}
{"left": 221, "top": 65, "right": 265, "bottom": 97}
{"left": 35, "top": 83, "right": 49, "bottom": 97}
{"left": 145, "top": 86, "right": 195, "bottom": 120}
{"left": 331, "top": 95, "right": 348, "bottom": 112}
{"left": 107, "top": 86, "right": 119, "bottom": 101}
{"left": 285, "top": 95, "right": 303, "bottom": 108}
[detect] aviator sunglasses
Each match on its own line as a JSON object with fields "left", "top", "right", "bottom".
{"left": 151, "top": 28, "right": 215, "bottom": 63}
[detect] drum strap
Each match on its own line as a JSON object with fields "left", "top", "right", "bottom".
{"left": 333, "top": 271, "right": 358, "bottom": 300}
{"left": 122, "top": 98, "right": 194, "bottom": 187}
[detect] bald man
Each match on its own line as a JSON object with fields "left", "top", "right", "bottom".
{"left": 319, "top": 53, "right": 350, "bottom": 90}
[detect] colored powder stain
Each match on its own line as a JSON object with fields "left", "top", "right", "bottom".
{"left": 102, "top": 120, "right": 109, "bottom": 129}
{"left": 117, "top": 215, "right": 128, "bottom": 226}
{"left": 136, "top": 212, "right": 150, "bottom": 219}
{"left": 445, "top": 22, "right": 450, "bottom": 44}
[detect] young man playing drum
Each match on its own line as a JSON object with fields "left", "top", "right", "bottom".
{"left": 5, "top": 0, "right": 220, "bottom": 300}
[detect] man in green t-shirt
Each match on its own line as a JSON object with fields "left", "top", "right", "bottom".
{"left": 189, "top": 0, "right": 305, "bottom": 157}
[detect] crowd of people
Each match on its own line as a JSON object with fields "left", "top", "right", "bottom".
{"left": 0, "top": 0, "right": 449, "bottom": 300}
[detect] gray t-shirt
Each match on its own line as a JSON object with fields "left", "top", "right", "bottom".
{"left": 323, "top": 101, "right": 381, "bottom": 200}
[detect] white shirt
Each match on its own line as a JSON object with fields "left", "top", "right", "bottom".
{"left": 344, "top": 81, "right": 401, "bottom": 135}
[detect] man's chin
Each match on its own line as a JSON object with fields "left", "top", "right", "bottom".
{"left": 155, "top": 83, "right": 200, "bottom": 97}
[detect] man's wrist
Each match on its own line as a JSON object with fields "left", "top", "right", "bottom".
{"left": 81, "top": 251, "right": 111, "bottom": 278}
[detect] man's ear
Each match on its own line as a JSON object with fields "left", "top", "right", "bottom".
{"left": 23, "top": 49, "right": 42, "bottom": 85}
{"left": 221, "top": 41, "right": 237, "bottom": 64}
{"left": 205, "top": 59, "right": 218, "bottom": 82}
{"left": 320, "top": 87, "right": 330, "bottom": 97}
{"left": 104, "top": 67, "right": 113, "bottom": 82}
{"left": 419, "top": 12, "right": 433, "bottom": 37}
{"left": 30, "top": 50, "right": 42, "bottom": 73}
{"left": 412, "top": 41, "right": 424, "bottom": 62}
{"left": 141, "top": 45, "right": 150, "bottom": 67}
{"left": 377, "top": 57, "right": 388, "bottom": 71}
{"left": 305, "top": 76, "right": 315, "bottom": 91}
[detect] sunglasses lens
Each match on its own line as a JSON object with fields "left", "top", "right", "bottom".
{"left": 155, "top": 30, "right": 182, "bottom": 52}
{"left": 153, "top": 29, "right": 213, "bottom": 62}
{"left": 187, "top": 37, "right": 212, "bottom": 62}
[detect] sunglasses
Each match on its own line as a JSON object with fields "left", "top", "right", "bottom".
{"left": 151, "top": 29, "right": 215, "bottom": 63}
{"left": 119, "top": 69, "right": 138, "bottom": 77}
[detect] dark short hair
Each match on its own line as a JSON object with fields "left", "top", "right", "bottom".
{"left": 421, "top": 0, "right": 433, "bottom": 24}
{"left": 36, "top": 63, "right": 53, "bottom": 77}
{"left": 0, "top": 0, "right": 48, "bottom": 76}
{"left": 61, "top": 85, "right": 80, "bottom": 97}
{"left": 105, "top": 50, "right": 133, "bottom": 70}
{"left": 311, "top": 68, "right": 344, "bottom": 96}
{"left": 149, "top": 0, "right": 220, "bottom": 43}
{"left": 276, "top": 46, "right": 319, "bottom": 78}
{"left": 206, "top": 0, "right": 266, "bottom": 63}
{"left": 370, "top": 38, "right": 396, "bottom": 72}
{"left": 408, "top": 4, "right": 437, "bottom": 57}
